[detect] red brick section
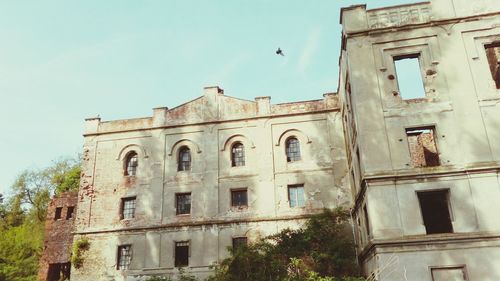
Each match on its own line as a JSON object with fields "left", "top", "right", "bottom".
{"left": 38, "top": 192, "right": 78, "bottom": 281}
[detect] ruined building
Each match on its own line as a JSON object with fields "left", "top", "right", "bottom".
{"left": 38, "top": 0, "right": 500, "bottom": 280}
{"left": 338, "top": 0, "right": 500, "bottom": 280}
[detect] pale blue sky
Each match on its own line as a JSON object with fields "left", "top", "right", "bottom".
{"left": 0, "top": 0, "right": 417, "bottom": 195}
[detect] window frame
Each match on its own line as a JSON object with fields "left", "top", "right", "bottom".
{"left": 54, "top": 207, "right": 63, "bottom": 220}
{"left": 120, "top": 197, "right": 137, "bottom": 220}
{"left": 287, "top": 184, "right": 306, "bottom": 208}
{"left": 124, "top": 151, "right": 138, "bottom": 176}
{"left": 66, "top": 206, "right": 75, "bottom": 220}
{"left": 405, "top": 126, "right": 440, "bottom": 168}
{"left": 232, "top": 237, "right": 248, "bottom": 250}
{"left": 231, "top": 142, "right": 246, "bottom": 167}
{"left": 417, "top": 189, "right": 454, "bottom": 235}
{"left": 230, "top": 188, "right": 248, "bottom": 209}
{"left": 392, "top": 53, "right": 427, "bottom": 100}
{"left": 175, "top": 193, "right": 192, "bottom": 215}
{"left": 116, "top": 244, "right": 132, "bottom": 270}
{"left": 174, "top": 241, "right": 190, "bottom": 267}
{"left": 285, "top": 137, "right": 301, "bottom": 162}
{"left": 484, "top": 42, "right": 500, "bottom": 89}
{"left": 178, "top": 146, "right": 191, "bottom": 172}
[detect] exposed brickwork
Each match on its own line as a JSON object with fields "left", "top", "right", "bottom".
{"left": 38, "top": 192, "right": 78, "bottom": 281}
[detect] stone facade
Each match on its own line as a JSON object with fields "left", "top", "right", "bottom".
{"left": 338, "top": 0, "right": 500, "bottom": 280}
{"left": 38, "top": 192, "right": 78, "bottom": 281}
{"left": 70, "top": 87, "right": 349, "bottom": 281}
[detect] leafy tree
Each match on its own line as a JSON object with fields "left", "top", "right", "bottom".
{"left": 207, "top": 208, "right": 363, "bottom": 281}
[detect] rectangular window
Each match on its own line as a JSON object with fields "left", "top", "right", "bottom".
{"left": 176, "top": 193, "right": 191, "bottom": 215}
{"left": 418, "top": 190, "right": 453, "bottom": 234}
{"left": 288, "top": 185, "right": 305, "bottom": 208}
{"left": 406, "top": 127, "right": 440, "bottom": 167}
{"left": 46, "top": 262, "right": 71, "bottom": 281}
{"left": 431, "top": 267, "right": 467, "bottom": 281}
{"left": 363, "top": 205, "right": 371, "bottom": 237}
{"left": 175, "top": 241, "right": 189, "bottom": 267}
{"left": 117, "top": 245, "right": 132, "bottom": 270}
{"left": 54, "top": 207, "right": 62, "bottom": 220}
{"left": 232, "top": 237, "right": 248, "bottom": 249}
{"left": 231, "top": 189, "right": 248, "bottom": 208}
{"left": 121, "top": 197, "right": 136, "bottom": 220}
{"left": 485, "top": 42, "right": 500, "bottom": 89}
{"left": 66, "top": 206, "right": 75, "bottom": 220}
{"left": 394, "top": 55, "right": 426, "bottom": 99}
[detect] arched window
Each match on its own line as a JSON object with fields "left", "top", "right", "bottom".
{"left": 285, "top": 137, "right": 301, "bottom": 162}
{"left": 178, "top": 146, "right": 191, "bottom": 171}
{"left": 231, "top": 142, "right": 245, "bottom": 167}
{"left": 124, "top": 152, "right": 138, "bottom": 176}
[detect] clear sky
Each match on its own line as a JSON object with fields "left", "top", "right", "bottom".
{"left": 0, "top": 0, "right": 417, "bottom": 195}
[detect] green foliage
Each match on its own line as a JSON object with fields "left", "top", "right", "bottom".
{"left": 71, "top": 238, "right": 90, "bottom": 269}
{"left": 0, "top": 156, "right": 81, "bottom": 281}
{"left": 145, "top": 268, "right": 197, "bottom": 281}
{"left": 207, "top": 208, "right": 362, "bottom": 281}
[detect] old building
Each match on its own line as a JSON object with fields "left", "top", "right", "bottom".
{"left": 69, "top": 87, "right": 349, "bottom": 280}
{"left": 38, "top": 192, "right": 77, "bottom": 281}
{"left": 338, "top": 0, "right": 500, "bottom": 280}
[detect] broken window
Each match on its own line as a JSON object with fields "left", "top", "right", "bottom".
{"left": 394, "top": 54, "right": 426, "bottom": 99}
{"left": 47, "top": 262, "right": 71, "bottom": 281}
{"left": 231, "top": 189, "right": 248, "bottom": 208}
{"left": 176, "top": 193, "right": 191, "bottom": 215}
{"left": 54, "top": 207, "right": 62, "bottom": 220}
{"left": 406, "top": 127, "right": 440, "bottom": 167}
{"left": 232, "top": 237, "right": 248, "bottom": 249}
{"left": 288, "top": 185, "right": 305, "bottom": 208}
{"left": 124, "top": 151, "right": 138, "bottom": 176}
{"left": 178, "top": 146, "right": 191, "bottom": 171}
{"left": 117, "top": 245, "right": 132, "bottom": 270}
{"left": 175, "top": 241, "right": 189, "bottom": 267}
{"left": 485, "top": 42, "right": 500, "bottom": 89}
{"left": 121, "top": 197, "right": 136, "bottom": 220}
{"left": 231, "top": 142, "right": 245, "bottom": 167}
{"left": 66, "top": 206, "right": 75, "bottom": 220}
{"left": 286, "top": 137, "right": 301, "bottom": 162}
{"left": 418, "top": 190, "right": 453, "bottom": 234}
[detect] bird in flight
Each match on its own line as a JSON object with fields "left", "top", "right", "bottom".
{"left": 276, "top": 48, "right": 284, "bottom": 56}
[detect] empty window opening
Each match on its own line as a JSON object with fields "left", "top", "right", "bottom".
{"left": 176, "top": 193, "right": 191, "bottom": 215}
{"left": 394, "top": 55, "right": 426, "bottom": 99}
{"left": 231, "top": 189, "right": 248, "bottom": 208}
{"left": 418, "top": 190, "right": 453, "bottom": 234}
{"left": 54, "top": 207, "right": 62, "bottom": 220}
{"left": 406, "top": 127, "right": 440, "bottom": 167}
{"left": 47, "top": 262, "right": 71, "bottom": 281}
{"left": 175, "top": 241, "right": 189, "bottom": 267}
{"left": 178, "top": 146, "right": 191, "bottom": 171}
{"left": 286, "top": 137, "right": 301, "bottom": 162}
{"left": 232, "top": 237, "right": 248, "bottom": 250}
{"left": 485, "top": 42, "right": 500, "bottom": 89}
{"left": 231, "top": 142, "right": 245, "bottom": 167}
{"left": 363, "top": 205, "right": 371, "bottom": 237}
{"left": 124, "top": 151, "right": 138, "bottom": 176}
{"left": 288, "top": 185, "right": 305, "bottom": 208}
{"left": 66, "top": 206, "right": 75, "bottom": 220}
{"left": 121, "top": 197, "right": 136, "bottom": 220}
{"left": 117, "top": 245, "right": 132, "bottom": 270}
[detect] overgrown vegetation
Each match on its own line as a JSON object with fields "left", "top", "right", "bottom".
{"left": 0, "top": 157, "right": 80, "bottom": 281}
{"left": 71, "top": 238, "right": 90, "bottom": 269}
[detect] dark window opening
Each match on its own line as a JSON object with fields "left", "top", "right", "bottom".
{"left": 485, "top": 42, "right": 500, "bottom": 89}
{"left": 406, "top": 127, "right": 440, "bottom": 167}
{"left": 394, "top": 54, "right": 426, "bottom": 99}
{"left": 121, "top": 197, "right": 136, "bottom": 220}
{"left": 66, "top": 206, "right": 75, "bottom": 220}
{"left": 231, "top": 142, "right": 245, "bottom": 167}
{"left": 363, "top": 205, "right": 371, "bottom": 237}
{"left": 176, "top": 193, "right": 191, "bottom": 215}
{"left": 124, "top": 151, "right": 138, "bottom": 176}
{"left": 431, "top": 267, "right": 467, "bottom": 281}
{"left": 286, "top": 137, "right": 301, "bottom": 162}
{"left": 232, "top": 237, "right": 248, "bottom": 249}
{"left": 54, "top": 207, "right": 62, "bottom": 220}
{"left": 47, "top": 262, "right": 71, "bottom": 281}
{"left": 117, "top": 245, "right": 132, "bottom": 270}
{"left": 418, "top": 190, "right": 453, "bottom": 234}
{"left": 175, "top": 241, "right": 189, "bottom": 267}
{"left": 288, "top": 185, "right": 305, "bottom": 208}
{"left": 178, "top": 146, "right": 191, "bottom": 171}
{"left": 231, "top": 189, "right": 248, "bottom": 208}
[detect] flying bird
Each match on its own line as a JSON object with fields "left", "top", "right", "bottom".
{"left": 276, "top": 48, "right": 284, "bottom": 56}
